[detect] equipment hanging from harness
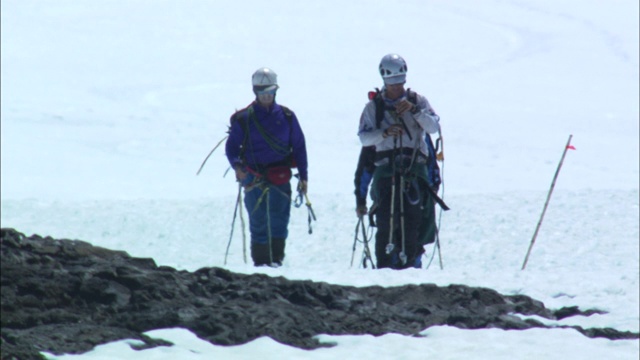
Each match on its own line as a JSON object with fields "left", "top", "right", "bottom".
{"left": 230, "top": 103, "right": 297, "bottom": 183}
{"left": 232, "top": 103, "right": 316, "bottom": 234}
{"left": 368, "top": 88, "right": 448, "bottom": 210}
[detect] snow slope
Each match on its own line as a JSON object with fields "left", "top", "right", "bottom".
{"left": 1, "top": 0, "right": 638, "bottom": 359}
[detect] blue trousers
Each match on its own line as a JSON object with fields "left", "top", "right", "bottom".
{"left": 244, "top": 181, "right": 291, "bottom": 244}
{"left": 242, "top": 176, "right": 292, "bottom": 265}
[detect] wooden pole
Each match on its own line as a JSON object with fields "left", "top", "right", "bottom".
{"left": 521, "top": 135, "right": 574, "bottom": 270}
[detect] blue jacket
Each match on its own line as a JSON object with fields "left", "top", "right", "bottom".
{"left": 354, "top": 146, "right": 376, "bottom": 207}
{"left": 226, "top": 101, "right": 308, "bottom": 181}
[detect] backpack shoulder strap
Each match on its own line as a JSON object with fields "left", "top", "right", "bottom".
{"left": 370, "top": 89, "right": 418, "bottom": 129}
{"left": 368, "top": 88, "right": 385, "bottom": 129}
{"left": 280, "top": 105, "right": 295, "bottom": 161}
{"left": 280, "top": 105, "right": 294, "bottom": 127}
{"left": 406, "top": 88, "right": 418, "bottom": 104}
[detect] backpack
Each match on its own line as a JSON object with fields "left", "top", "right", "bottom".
{"left": 196, "top": 104, "right": 296, "bottom": 177}
{"left": 368, "top": 88, "right": 441, "bottom": 190}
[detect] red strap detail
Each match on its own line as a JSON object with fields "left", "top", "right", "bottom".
{"left": 244, "top": 166, "right": 263, "bottom": 177}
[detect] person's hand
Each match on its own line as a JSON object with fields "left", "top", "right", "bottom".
{"left": 395, "top": 99, "right": 417, "bottom": 115}
{"left": 297, "top": 180, "right": 308, "bottom": 194}
{"left": 234, "top": 166, "right": 248, "bottom": 182}
{"left": 383, "top": 124, "right": 404, "bottom": 138}
{"left": 356, "top": 205, "right": 368, "bottom": 218}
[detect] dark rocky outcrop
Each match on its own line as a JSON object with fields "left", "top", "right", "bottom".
{"left": 1, "top": 228, "right": 637, "bottom": 359}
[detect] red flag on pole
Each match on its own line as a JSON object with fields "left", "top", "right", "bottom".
{"left": 522, "top": 134, "right": 574, "bottom": 270}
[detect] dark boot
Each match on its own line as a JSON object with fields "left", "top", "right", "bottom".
{"left": 271, "top": 238, "right": 286, "bottom": 265}
{"left": 251, "top": 242, "right": 272, "bottom": 266}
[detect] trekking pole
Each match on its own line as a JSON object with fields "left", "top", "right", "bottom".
{"left": 435, "top": 224, "right": 443, "bottom": 270}
{"left": 196, "top": 135, "right": 228, "bottom": 175}
{"left": 224, "top": 183, "right": 243, "bottom": 265}
{"left": 386, "top": 138, "right": 398, "bottom": 256}
{"left": 425, "top": 195, "right": 444, "bottom": 270}
{"left": 304, "top": 193, "right": 317, "bottom": 221}
{"left": 294, "top": 183, "right": 317, "bottom": 234}
{"left": 239, "top": 188, "right": 247, "bottom": 264}
{"left": 303, "top": 193, "right": 317, "bottom": 234}
{"left": 521, "top": 134, "right": 575, "bottom": 270}
{"left": 397, "top": 135, "right": 407, "bottom": 266}
{"left": 435, "top": 129, "right": 444, "bottom": 270}
{"left": 350, "top": 217, "right": 363, "bottom": 268}
{"left": 266, "top": 187, "right": 274, "bottom": 264}
{"left": 425, "top": 129, "right": 445, "bottom": 270}
{"left": 398, "top": 176, "right": 407, "bottom": 265}
{"left": 359, "top": 216, "right": 376, "bottom": 269}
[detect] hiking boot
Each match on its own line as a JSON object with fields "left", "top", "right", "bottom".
{"left": 271, "top": 238, "right": 286, "bottom": 264}
{"left": 251, "top": 242, "right": 271, "bottom": 267}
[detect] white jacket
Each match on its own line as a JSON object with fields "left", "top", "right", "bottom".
{"left": 358, "top": 89, "right": 440, "bottom": 159}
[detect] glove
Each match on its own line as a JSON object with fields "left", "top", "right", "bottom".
{"left": 297, "top": 180, "right": 308, "bottom": 195}
{"left": 233, "top": 166, "right": 247, "bottom": 182}
{"left": 394, "top": 99, "right": 415, "bottom": 115}
{"left": 356, "top": 205, "right": 368, "bottom": 218}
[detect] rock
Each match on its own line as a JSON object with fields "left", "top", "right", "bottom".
{"left": 1, "top": 228, "right": 637, "bottom": 359}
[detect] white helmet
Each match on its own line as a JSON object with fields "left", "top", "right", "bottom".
{"left": 252, "top": 67, "right": 279, "bottom": 92}
{"left": 379, "top": 54, "right": 407, "bottom": 85}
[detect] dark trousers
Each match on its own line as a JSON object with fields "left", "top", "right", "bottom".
{"left": 374, "top": 175, "right": 423, "bottom": 269}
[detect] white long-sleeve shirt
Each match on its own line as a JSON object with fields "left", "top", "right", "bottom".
{"left": 358, "top": 89, "right": 440, "bottom": 159}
